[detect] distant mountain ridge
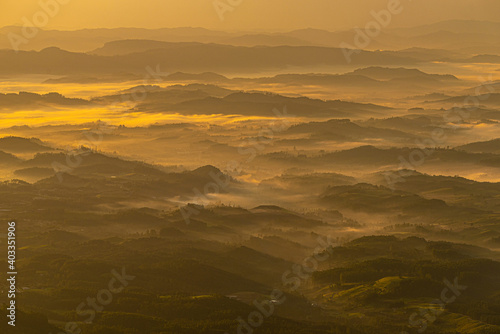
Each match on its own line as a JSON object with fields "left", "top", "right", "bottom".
{"left": 0, "top": 44, "right": 420, "bottom": 75}
{"left": 0, "top": 92, "right": 90, "bottom": 108}
{"left": 347, "top": 67, "right": 459, "bottom": 81}
{"left": 1, "top": 20, "right": 498, "bottom": 53}
{"left": 0, "top": 136, "right": 53, "bottom": 153}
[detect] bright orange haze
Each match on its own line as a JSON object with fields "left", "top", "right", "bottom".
{"left": 1, "top": 0, "right": 499, "bottom": 31}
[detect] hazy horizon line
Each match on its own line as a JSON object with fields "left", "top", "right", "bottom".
{"left": 2, "top": 18, "right": 500, "bottom": 34}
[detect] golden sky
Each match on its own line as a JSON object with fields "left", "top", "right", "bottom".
{"left": 1, "top": 0, "right": 499, "bottom": 31}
